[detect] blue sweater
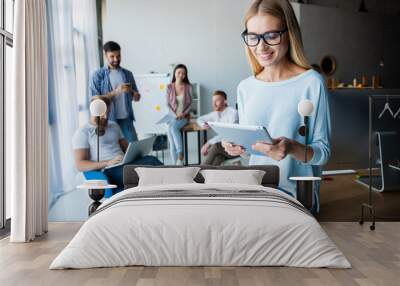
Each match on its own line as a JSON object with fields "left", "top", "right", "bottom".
{"left": 237, "top": 69, "right": 331, "bottom": 211}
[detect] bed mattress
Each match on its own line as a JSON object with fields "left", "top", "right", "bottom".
{"left": 50, "top": 183, "right": 350, "bottom": 269}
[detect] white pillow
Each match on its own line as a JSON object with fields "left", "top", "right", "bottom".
{"left": 200, "top": 169, "right": 266, "bottom": 185}
{"left": 136, "top": 167, "right": 201, "bottom": 186}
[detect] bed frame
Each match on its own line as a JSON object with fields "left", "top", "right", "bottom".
{"left": 123, "top": 165, "right": 280, "bottom": 189}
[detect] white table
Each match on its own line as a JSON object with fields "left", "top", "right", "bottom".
{"left": 78, "top": 184, "right": 117, "bottom": 215}
{"left": 289, "top": 177, "right": 321, "bottom": 210}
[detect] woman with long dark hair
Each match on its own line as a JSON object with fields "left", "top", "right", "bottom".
{"left": 166, "top": 64, "right": 193, "bottom": 165}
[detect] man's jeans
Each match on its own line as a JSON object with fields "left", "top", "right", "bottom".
{"left": 117, "top": 118, "right": 138, "bottom": 142}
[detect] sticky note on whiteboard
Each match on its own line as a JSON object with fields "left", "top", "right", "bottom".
{"left": 155, "top": 105, "right": 161, "bottom": 111}
{"left": 159, "top": 84, "right": 165, "bottom": 91}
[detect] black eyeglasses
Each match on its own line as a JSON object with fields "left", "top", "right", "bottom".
{"left": 241, "top": 28, "right": 288, "bottom": 47}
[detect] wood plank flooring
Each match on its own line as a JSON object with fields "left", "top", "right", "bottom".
{"left": 317, "top": 172, "right": 400, "bottom": 221}
{"left": 1, "top": 222, "right": 400, "bottom": 286}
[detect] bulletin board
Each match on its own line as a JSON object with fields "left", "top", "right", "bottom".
{"left": 133, "top": 73, "right": 171, "bottom": 135}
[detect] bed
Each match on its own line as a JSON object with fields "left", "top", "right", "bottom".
{"left": 50, "top": 165, "right": 350, "bottom": 269}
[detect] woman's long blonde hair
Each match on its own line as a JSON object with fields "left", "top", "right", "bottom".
{"left": 244, "top": 0, "right": 311, "bottom": 75}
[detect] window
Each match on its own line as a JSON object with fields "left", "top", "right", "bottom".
{"left": 5, "top": 0, "right": 13, "bottom": 33}
{"left": 1, "top": 0, "right": 14, "bottom": 232}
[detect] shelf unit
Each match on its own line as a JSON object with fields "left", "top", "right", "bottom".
{"left": 190, "top": 82, "right": 201, "bottom": 119}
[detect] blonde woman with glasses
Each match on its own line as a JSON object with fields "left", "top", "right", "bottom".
{"left": 223, "top": 0, "right": 331, "bottom": 213}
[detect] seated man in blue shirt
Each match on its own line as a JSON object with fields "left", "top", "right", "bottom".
{"left": 89, "top": 41, "right": 141, "bottom": 142}
{"left": 72, "top": 96, "right": 162, "bottom": 197}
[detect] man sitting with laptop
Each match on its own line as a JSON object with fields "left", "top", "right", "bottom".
{"left": 72, "top": 96, "right": 162, "bottom": 197}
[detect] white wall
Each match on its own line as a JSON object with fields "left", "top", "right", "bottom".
{"left": 102, "top": 0, "right": 400, "bottom": 115}
{"left": 103, "top": 0, "right": 253, "bottom": 115}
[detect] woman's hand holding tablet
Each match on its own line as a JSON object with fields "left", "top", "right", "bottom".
{"left": 252, "top": 137, "right": 292, "bottom": 161}
{"left": 208, "top": 122, "right": 274, "bottom": 156}
{"left": 209, "top": 122, "right": 297, "bottom": 161}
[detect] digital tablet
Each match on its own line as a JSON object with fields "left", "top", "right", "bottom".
{"left": 208, "top": 122, "right": 273, "bottom": 155}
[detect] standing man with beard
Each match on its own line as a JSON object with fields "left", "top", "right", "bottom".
{"left": 89, "top": 41, "right": 141, "bottom": 142}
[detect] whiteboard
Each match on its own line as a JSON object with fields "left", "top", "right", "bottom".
{"left": 133, "top": 73, "right": 171, "bottom": 135}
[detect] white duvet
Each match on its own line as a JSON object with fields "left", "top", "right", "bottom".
{"left": 50, "top": 183, "right": 350, "bottom": 269}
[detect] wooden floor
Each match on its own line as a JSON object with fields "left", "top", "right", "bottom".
{"left": 316, "top": 172, "right": 400, "bottom": 221}
{"left": 1, "top": 222, "right": 400, "bottom": 286}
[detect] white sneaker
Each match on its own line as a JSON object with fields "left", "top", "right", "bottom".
{"left": 175, "top": 159, "right": 184, "bottom": 166}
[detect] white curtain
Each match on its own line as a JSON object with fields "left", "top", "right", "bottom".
{"left": 10, "top": 0, "right": 48, "bottom": 242}
{"left": 47, "top": 0, "right": 100, "bottom": 208}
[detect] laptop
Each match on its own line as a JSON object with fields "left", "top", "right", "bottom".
{"left": 103, "top": 136, "right": 156, "bottom": 170}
